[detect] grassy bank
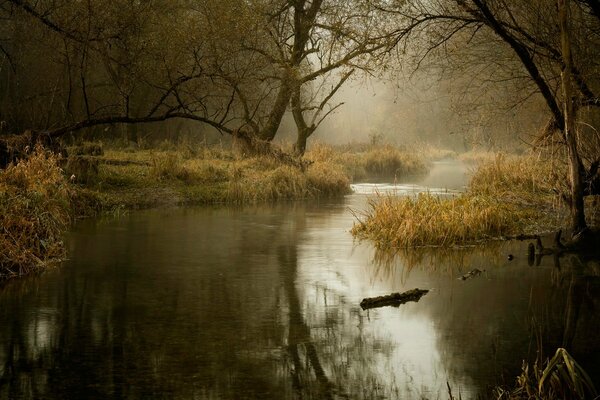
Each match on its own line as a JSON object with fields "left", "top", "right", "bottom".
{"left": 352, "top": 153, "right": 567, "bottom": 248}
{"left": 80, "top": 145, "right": 351, "bottom": 209}
{"left": 1, "top": 140, "right": 433, "bottom": 278}
{"left": 305, "top": 142, "right": 428, "bottom": 182}
{"left": 73, "top": 141, "right": 431, "bottom": 210}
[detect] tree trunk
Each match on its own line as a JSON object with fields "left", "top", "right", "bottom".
{"left": 291, "top": 86, "right": 314, "bottom": 156}
{"left": 258, "top": 78, "right": 292, "bottom": 142}
{"left": 559, "top": 0, "right": 588, "bottom": 236}
{"left": 293, "top": 128, "right": 310, "bottom": 156}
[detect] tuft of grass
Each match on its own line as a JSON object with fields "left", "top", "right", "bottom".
{"left": 413, "top": 142, "right": 458, "bottom": 161}
{"left": 225, "top": 159, "right": 350, "bottom": 202}
{"left": 64, "top": 155, "right": 99, "bottom": 184}
{"left": 150, "top": 152, "right": 195, "bottom": 182}
{"left": 352, "top": 193, "right": 534, "bottom": 248}
{"left": 496, "top": 348, "right": 597, "bottom": 400}
{"left": 227, "top": 164, "right": 308, "bottom": 202}
{"left": 352, "top": 152, "right": 563, "bottom": 248}
{"left": 361, "top": 144, "right": 427, "bottom": 177}
{"left": 0, "top": 146, "right": 72, "bottom": 278}
{"left": 469, "top": 153, "right": 562, "bottom": 205}
{"left": 306, "top": 161, "right": 351, "bottom": 197}
{"left": 458, "top": 150, "right": 500, "bottom": 164}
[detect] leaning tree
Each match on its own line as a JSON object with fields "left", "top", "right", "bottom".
{"left": 378, "top": 0, "right": 600, "bottom": 241}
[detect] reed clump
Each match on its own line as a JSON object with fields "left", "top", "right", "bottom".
{"left": 0, "top": 147, "right": 73, "bottom": 278}
{"left": 226, "top": 157, "right": 350, "bottom": 202}
{"left": 496, "top": 348, "right": 597, "bottom": 400}
{"left": 352, "top": 193, "right": 533, "bottom": 248}
{"left": 469, "top": 153, "right": 561, "bottom": 206}
{"left": 352, "top": 152, "right": 560, "bottom": 248}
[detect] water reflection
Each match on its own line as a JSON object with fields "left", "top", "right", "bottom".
{"left": 365, "top": 241, "right": 600, "bottom": 394}
{"left": 0, "top": 161, "right": 599, "bottom": 399}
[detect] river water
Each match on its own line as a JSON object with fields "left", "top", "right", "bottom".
{"left": 1, "top": 161, "right": 599, "bottom": 399}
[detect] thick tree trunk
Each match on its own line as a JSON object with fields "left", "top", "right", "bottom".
{"left": 559, "top": 0, "right": 588, "bottom": 236}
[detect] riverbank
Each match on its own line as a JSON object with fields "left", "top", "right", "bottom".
{"left": 351, "top": 152, "right": 592, "bottom": 248}
{"left": 0, "top": 140, "right": 429, "bottom": 279}
{"left": 72, "top": 141, "right": 429, "bottom": 210}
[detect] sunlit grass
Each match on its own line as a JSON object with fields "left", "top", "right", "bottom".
{"left": 469, "top": 153, "right": 563, "bottom": 206}
{"left": 352, "top": 152, "right": 564, "bottom": 248}
{"left": 352, "top": 192, "right": 536, "bottom": 248}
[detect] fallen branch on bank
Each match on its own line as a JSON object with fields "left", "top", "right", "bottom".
{"left": 360, "top": 288, "right": 429, "bottom": 310}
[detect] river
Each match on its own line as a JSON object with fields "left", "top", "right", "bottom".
{"left": 1, "top": 161, "right": 599, "bottom": 399}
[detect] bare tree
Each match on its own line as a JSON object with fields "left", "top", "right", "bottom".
{"left": 379, "top": 0, "right": 600, "bottom": 240}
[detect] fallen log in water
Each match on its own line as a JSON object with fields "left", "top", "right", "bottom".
{"left": 360, "top": 288, "right": 429, "bottom": 310}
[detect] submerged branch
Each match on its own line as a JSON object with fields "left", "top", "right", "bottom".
{"left": 360, "top": 288, "right": 429, "bottom": 310}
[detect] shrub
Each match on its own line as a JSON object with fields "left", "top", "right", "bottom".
{"left": 0, "top": 147, "right": 72, "bottom": 278}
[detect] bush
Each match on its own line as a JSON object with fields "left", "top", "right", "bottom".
{"left": 0, "top": 147, "right": 72, "bottom": 278}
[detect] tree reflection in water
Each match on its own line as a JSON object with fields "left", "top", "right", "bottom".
{"left": 0, "top": 207, "right": 599, "bottom": 399}
{"left": 0, "top": 206, "right": 394, "bottom": 399}
{"left": 367, "top": 241, "right": 600, "bottom": 392}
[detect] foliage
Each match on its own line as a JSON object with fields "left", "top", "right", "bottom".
{"left": 0, "top": 147, "right": 72, "bottom": 278}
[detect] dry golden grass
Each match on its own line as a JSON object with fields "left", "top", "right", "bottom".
{"left": 0, "top": 147, "right": 72, "bottom": 278}
{"left": 352, "top": 152, "right": 564, "bottom": 248}
{"left": 90, "top": 145, "right": 351, "bottom": 208}
{"left": 352, "top": 193, "right": 535, "bottom": 248}
{"left": 458, "top": 150, "right": 500, "bottom": 164}
{"left": 305, "top": 142, "right": 428, "bottom": 181}
{"left": 226, "top": 157, "right": 350, "bottom": 202}
{"left": 412, "top": 142, "right": 458, "bottom": 161}
{"left": 469, "top": 153, "right": 561, "bottom": 200}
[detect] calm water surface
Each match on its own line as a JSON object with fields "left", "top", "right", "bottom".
{"left": 1, "top": 161, "right": 600, "bottom": 399}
